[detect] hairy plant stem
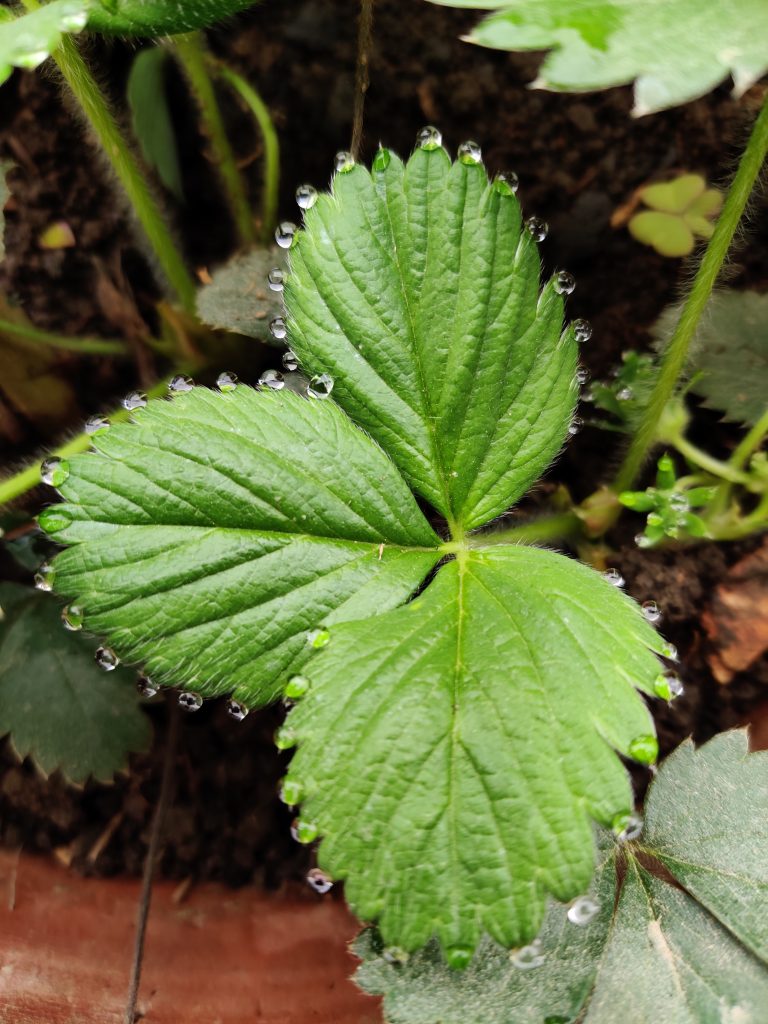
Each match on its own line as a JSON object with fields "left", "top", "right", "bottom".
{"left": 124, "top": 697, "right": 179, "bottom": 1024}
{"left": 19, "top": 0, "right": 197, "bottom": 312}
{"left": 0, "top": 317, "right": 129, "bottom": 355}
{"left": 0, "top": 379, "right": 173, "bottom": 507}
{"left": 172, "top": 33, "right": 255, "bottom": 247}
{"left": 708, "top": 407, "right": 768, "bottom": 517}
{"left": 613, "top": 93, "right": 768, "bottom": 495}
{"left": 216, "top": 65, "right": 279, "bottom": 245}
{"left": 673, "top": 435, "right": 752, "bottom": 485}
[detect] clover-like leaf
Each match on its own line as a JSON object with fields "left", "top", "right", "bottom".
{"left": 628, "top": 174, "right": 722, "bottom": 257}
{"left": 357, "top": 730, "right": 768, "bottom": 1019}
{"left": 0, "top": 583, "right": 151, "bottom": 784}
{"left": 429, "top": 0, "right": 768, "bottom": 115}
{"left": 653, "top": 289, "right": 768, "bottom": 426}
{"left": 87, "top": 0, "right": 254, "bottom": 37}
{"left": 46, "top": 145, "right": 665, "bottom": 958}
{"left": 0, "top": 0, "right": 89, "bottom": 86}
{"left": 196, "top": 247, "right": 286, "bottom": 344}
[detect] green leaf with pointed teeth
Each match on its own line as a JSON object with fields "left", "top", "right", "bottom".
{"left": 285, "top": 147, "right": 578, "bottom": 531}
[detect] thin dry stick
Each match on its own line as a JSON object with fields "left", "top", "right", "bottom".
{"left": 350, "top": 0, "right": 375, "bottom": 159}
{"left": 124, "top": 699, "right": 180, "bottom": 1024}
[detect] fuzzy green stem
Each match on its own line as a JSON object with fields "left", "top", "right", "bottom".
{"left": 216, "top": 65, "right": 279, "bottom": 245}
{"left": 0, "top": 317, "right": 129, "bottom": 356}
{"left": 614, "top": 94, "right": 768, "bottom": 494}
{"left": 0, "top": 379, "right": 172, "bottom": 507}
{"left": 469, "top": 511, "right": 581, "bottom": 548}
{"left": 172, "top": 33, "right": 255, "bottom": 247}
{"left": 35, "top": 22, "right": 197, "bottom": 312}
{"left": 674, "top": 435, "right": 752, "bottom": 485}
{"left": 708, "top": 406, "right": 768, "bottom": 516}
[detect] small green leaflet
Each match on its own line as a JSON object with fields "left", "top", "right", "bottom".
{"left": 0, "top": 0, "right": 89, "bottom": 86}
{"left": 429, "top": 0, "right": 768, "bottom": 115}
{"left": 127, "top": 47, "right": 184, "bottom": 202}
{"left": 0, "top": 583, "right": 151, "bottom": 784}
{"left": 45, "top": 145, "right": 665, "bottom": 958}
{"left": 87, "top": 0, "right": 254, "bottom": 36}
{"left": 629, "top": 174, "right": 722, "bottom": 258}
{"left": 356, "top": 730, "right": 768, "bottom": 1021}
{"left": 654, "top": 290, "right": 768, "bottom": 426}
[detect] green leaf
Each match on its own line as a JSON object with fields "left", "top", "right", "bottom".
{"left": 628, "top": 175, "right": 721, "bottom": 257}
{"left": 196, "top": 247, "right": 287, "bottom": 343}
{"left": 628, "top": 211, "right": 694, "bottom": 257}
{"left": 429, "top": 0, "right": 768, "bottom": 115}
{"left": 127, "top": 46, "right": 183, "bottom": 202}
{"left": 87, "top": 0, "right": 254, "bottom": 36}
{"left": 0, "top": 0, "right": 89, "bottom": 86}
{"left": 0, "top": 583, "right": 151, "bottom": 784}
{"left": 653, "top": 289, "right": 768, "bottom": 425}
{"left": 356, "top": 730, "right": 768, "bottom": 1020}
{"left": 46, "top": 149, "right": 664, "bottom": 957}
{"left": 286, "top": 147, "right": 578, "bottom": 531}
{"left": 286, "top": 545, "right": 662, "bottom": 956}
{"left": 45, "top": 386, "right": 441, "bottom": 706}
{"left": 639, "top": 174, "right": 707, "bottom": 214}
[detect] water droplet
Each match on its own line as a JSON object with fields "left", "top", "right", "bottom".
{"left": 372, "top": 147, "right": 392, "bottom": 172}
{"left": 567, "top": 896, "right": 600, "bottom": 926}
{"left": 628, "top": 734, "right": 659, "bottom": 764}
{"left": 334, "top": 151, "right": 355, "bottom": 173}
{"left": 383, "top": 947, "right": 410, "bottom": 965}
{"left": 526, "top": 216, "right": 548, "bottom": 241}
{"left": 661, "top": 641, "right": 679, "bottom": 662}
{"left": 275, "top": 725, "right": 298, "bottom": 751}
{"left": 576, "top": 367, "right": 590, "bottom": 385}
{"left": 617, "top": 386, "right": 634, "bottom": 401}
{"left": 510, "top": 942, "right": 546, "bottom": 970}
{"left": 269, "top": 316, "right": 287, "bottom": 341}
{"left": 169, "top": 374, "right": 194, "bottom": 393}
{"left": 642, "top": 600, "right": 662, "bottom": 624}
{"left": 123, "top": 391, "right": 147, "bottom": 411}
{"left": 34, "top": 562, "right": 55, "bottom": 592}
{"left": 457, "top": 140, "right": 482, "bottom": 165}
{"left": 268, "top": 267, "right": 285, "bottom": 292}
{"left": 40, "top": 457, "right": 69, "bottom": 487}
{"left": 275, "top": 221, "right": 298, "bottom": 249}
{"left": 612, "top": 811, "right": 644, "bottom": 842}
{"left": 568, "top": 416, "right": 583, "bottom": 436}
{"left": 216, "top": 371, "right": 238, "bottom": 393}
{"left": 669, "top": 492, "right": 689, "bottom": 512}
{"left": 573, "top": 319, "right": 592, "bottom": 343}
{"left": 61, "top": 604, "right": 84, "bottom": 631}
{"left": 635, "top": 533, "right": 654, "bottom": 549}
{"left": 291, "top": 818, "right": 318, "bottom": 844}
{"left": 179, "top": 691, "right": 203, "bottom": 712}
{"left": 225, "top": 697, "right": 248, "bottom": 721}
{"left": 496, "top": 171, "right": 519, "bottom": 194}
{"left": 653, "top": 672, "right": 684, "bottom": 701}
{"left": 258, "top": 369, "right": 285, "bottom": 391}
{"left": 95, "top": 647, "right": 119, "bottom": 671}
{"left": 416, "top": 125, "right": 442, "bottom": 150}
{"left": 137, "top": 675, "right": 157, "bottom": 698}
{"left": 554, "top": 270, "right": 576, "bottom": 295}
{"left": 307, "top": 374, "right": 334, "bottom": 400}
{"left": 38, "top": 507, "right": 71, "bottom": 534}
{"left": 445, "top": 946, "right": 473, "bottom": 970}
{"left": 85, "top": 414, "right": 110, "bottom": 435}
{"left": 280, "top": 779, "right": 303, "bottom": 806}
{"left": 282, "top": 349, "right": 299, "bottom": 372}
{"left": 307, "top": 628, "right": 330, "bottom": 649}
{"left": 307, "top": 868, "right": 333, "bottom": 894}
{"left": 285, "top": 675, "right": 310, "bottom": 700}
{"left": 296, "top": 184, "right": 318, "bottom": 210}
{"left": 603, "top": 568, "right": 625, "bottom": 588}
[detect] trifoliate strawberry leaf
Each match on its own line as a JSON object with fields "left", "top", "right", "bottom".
{"left": 0, "top": 1, "right": 89, "bottom": 86}
{"left": 44, "top": 387, "right": 441, "bottom": 707}
{"left": 286, "top": 545, "right": 663, "bottom": 959}
{"left": 87, "top": 0, "right": 254, "bottom": 37}
{"left": 356, "top": 730, "right": 768, "bottom": 1019}
{"left": 196, "top": 247, "right": 286, "bottom": 344}
{"left": 285, "top": 145, "right": 578, "bottom": 532}
{"left": 653, "top": 290, "right": 768, "bottom": 426}
{"left": 429, "top": 0, "right": 768, "bottom": 115}
{"left": 46, "top": 146, "right": 664, "bottom": 958}
{"left": 0, "top": 583, "right": 151, "bottom": 784}
{"left": 628, "top": 175, "right": 722, "bottom": 257}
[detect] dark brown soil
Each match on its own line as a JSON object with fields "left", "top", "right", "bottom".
{"left": 1, "top": 0, "right": 766, "bottom": 885}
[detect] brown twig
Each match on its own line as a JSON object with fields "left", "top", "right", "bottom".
{"left": 124, "top": 697, "right": 180, "bottom": 1024}
{"left": 350, "top": 0, "right": 375, "bottom": 160}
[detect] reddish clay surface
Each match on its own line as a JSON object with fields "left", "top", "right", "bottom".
{"left": 0, "top": 850, "right": 383, "bottom": 1023}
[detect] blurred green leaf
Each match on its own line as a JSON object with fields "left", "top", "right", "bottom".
{"left": 0, "top": 1, "right": 89, "bottom": 86}
{"left": 127, "top": 46, "right": 184, "bottom": 202}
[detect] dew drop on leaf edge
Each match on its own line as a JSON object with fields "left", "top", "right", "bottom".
{"left": 554, "top": 270, "right": 576, "bottom": 296}
{"left": 628, "top": 734, "right": 659, "bottom": 764}
{"left": 95, "top": 646, "right": 119, "bottom": 671}
{"left": 179, "top": 691, "right": 203, "bottom": 712}
{"left": 295, "top": 183, "right": 318, "bottom": 210}
{"left": 334, "top": 151, "right": 355, "bottom": 174}
{"left": 169, "top": 374, "right": 194, "bottom": 393}
{"left": 567, "top": 896, "right": 600, "bottom": 926}
{"left": 285, "top": 675, "right": 310, "bottom": 699}
{"left": 291, "top": 818, "right": 318, "bottom": 844}
{"left": 526, "top": 216, "right": 548, "bottom": 241}
{"left": 282, "top": 349, "right": 299, "bottom": 372}
{"left": 275, "top": 221, "right": 298, "bottom": 249}
{"left": 280, "top": 779, "right": 304, "bottom": 806}
{"left": 307, "top": 627, "right": 330, "bottom": 649}
{"left": 40, "top": 457, "right": 69, "bottom": 488}
{"left": 612, "top": 811, "right": 644, "bottom": 842}
{"left": 510, "top": 940, "right": 545, "bottom": 970}
{"left": 137, "top": 675, "right": 157, "bottom": 698}
{"left": 603, "top": 567, "right": 625, "bottom": 588}
{"left": 495, "top": 171, "right": 519, "bottom": 195}
{"left": 84, "top": 414, "right": 110, "bottom": 435}
{"left": 259, "top": 369, "right": 285, "bottom": 390}
{"left": 122, "top": 390, "right": 147, "bottom": 411}
{"left": 372, "top": 147, "right": 391, "bottom": 172}
{"left": 61, "top": 604, "right": 84, "bottom": 631}
{"left": 642, "top": 600, "right": 662, "bottom": 624}
{"left": 573, "top": 318, "right": 592, "bottom": 343}
{"left": 216, "top": 371, "right": 238, "bottom": 393}
{"left": 457, "top": 140, "right": 482, "bottom": 165}
{"left": 653, "top": 672, "right": 684, "bottom": 701}
{"left": 445, "top": 946, "right": 473, "bottom": 971}
{"left": 268, "top": 267, "right": 285, "bottom": 291}
{"left": 275, "top": 725, "right": 297, "bottom": 751}
{"left": 306, "top": 868, "right": 333, "bottom": 894}
{"left": 415, "top": 125, "right": 442, "bottom": 151}
{"left": 269, "top": 316, "right": 287, "bottom": 341}
{"left": 225, "top": 697, "right": 248, "bottom": 721}
{"left": 307, "top": 374, "right": 334, "bottom": 400}
{"left": 34, "top": 562, "right": 55, "bottom": 592}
